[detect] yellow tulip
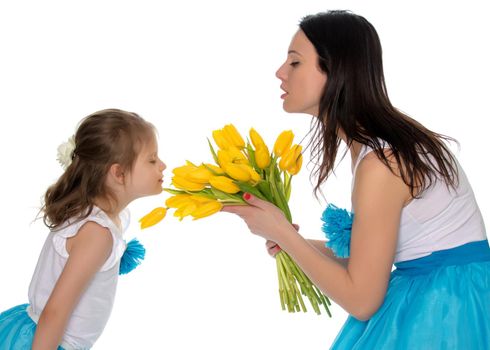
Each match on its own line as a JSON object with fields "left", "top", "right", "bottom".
{"left": 254, "top": 146, "right": 271, "bottom": 169}
{"left": 172, "top": 175, "right": 206, "bottom": 191}
{"left": 187, "top": 165, "right": 213, "bottom": 183}
{"left": 224, "top": 163, "right": 251, "bottom": 182}
{"left": 227, "top": 147, "right": 249, "bottom": 164}
{"left": 209, "top": 175, "right": 240, "bottom": 193}
{"left": 191, "top": 200, "right": 223, "bottom": 220}
{"left": 172, "top": 164, "right": 196, "bottom": 177}
{"left": 173, "top": 201, "right": 197, "bottom": 221}
{"left": 172, "top": 164, "right": 212, "bottom": 184}
{"left": 212, "top": 129, "right": 232, "bottom": 150}
{"left": 246, "top": 165, "right": 261, "bottom": 183}
{"left": 190, "top": 195, "right": 214, "bottom": 203}
{"left": 287, "top": 153, "right": 303, "bottom": 175}
{"left": 217, "top": 149, "right": 233, "bottom": 167}
{"left": 273, "top": 130, "right": 294, "bottom": 157}
{"left": 139, "top": 207, "right": 167, "bottom": 229}
{"left": 223, "top": 124, "right": 245, "bottom": 148}
{"left": 279, "top": 144, "right": 302, "bottom": 172}
{"left": 249, "top": 128, "right": 266, "bottom": 149}
{"left": 217, "top": 148, "right": 248, "bottom": 168}
{"left": 165, "top": 194, "right": 193, "bottom": 208}
{"left": 204, "top": 163, "right": 225, "bottom": 175}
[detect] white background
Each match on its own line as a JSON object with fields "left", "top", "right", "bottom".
{"left": 0, "top": 0, "right": 488, "bottom": 349}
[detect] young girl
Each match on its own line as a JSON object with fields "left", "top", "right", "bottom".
{"left": 0, "top": 109, "right": 166, "bottom": 349}
{"left": 223, "top": 10, "right": 490, "bottom": 349}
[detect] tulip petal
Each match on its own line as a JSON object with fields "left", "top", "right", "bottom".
{"left": 224, "top": 124, "right": 245, "bottom": 148}
{"left": 273, "top": 130, "right": 294, "bottom": 157}
{"left": 191, "top": 200, "right": 223, "bottom": 220}
{"left": 209, "top": 175, "right": 241, "bottom": 194}
{"left": 139, "top": 207, "right": 167, "bottom": 229}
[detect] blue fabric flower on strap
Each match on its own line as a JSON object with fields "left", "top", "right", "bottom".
{"left": 321, "top": 204, "right": 354, "bottom": 258}
{"left": 119, "top": 238, "right": 146, "bottom": 275}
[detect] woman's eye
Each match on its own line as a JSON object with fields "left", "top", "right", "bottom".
{"left": 290, "top": 61, "right": 300, "bottom": 67}
{"left": 150, "top": 160, "right": 157, "bottom": 164}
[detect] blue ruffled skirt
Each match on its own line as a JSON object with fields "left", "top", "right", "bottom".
{"left": 0, "top": 304, "right": 65, "bottom": 350}
{"left": 331, "top": 240, "right": 490, "bottom": 349}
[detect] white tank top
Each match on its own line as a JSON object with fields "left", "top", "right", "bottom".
{"left": 352, "top": 144, "right": 486, "bottom": 263}
{"left": 27, "top": 206, "right": 130, "bottom": 349}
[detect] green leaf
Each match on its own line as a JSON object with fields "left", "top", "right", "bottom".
{"left": 163, "top": 188, "right": 187, "bottom": 195}
{"left": 210, "top": 187, "right": 244, "bottom": 202}
{"left": 257, "top": 180, "right": 273, "bottom": 202}
{"left": 207, "top": 138, "right": 219, "bottom": 164}
{"left": 202, "top": 163, "right": 223, "bottom": 176}
{"left": 269, "top": 161, "right": 292, "bottom": 222}
{"left": 236, "top": 182, "right": 267, "bottom": 201}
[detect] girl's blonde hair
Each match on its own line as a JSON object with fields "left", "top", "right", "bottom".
{"left": 43, "top": 108, "right": 155, "bottom": 229}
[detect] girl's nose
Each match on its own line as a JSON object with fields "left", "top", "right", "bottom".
{"left": 159, "top": 160, "right": 166, "bottom": 172}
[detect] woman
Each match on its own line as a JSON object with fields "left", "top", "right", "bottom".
{"left": 223, "top": 10, "right": 490, "bottom": 349}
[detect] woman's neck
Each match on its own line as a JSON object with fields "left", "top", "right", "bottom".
{"left": 337, "top": 129, "right": 363, "bottom": 170}
{"left": 349, "top": 141, "right": 363, "bottom": 169}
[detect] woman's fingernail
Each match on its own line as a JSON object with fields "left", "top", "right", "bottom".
{"left": 243, "top": 193, "right": 251, "bottom": 200}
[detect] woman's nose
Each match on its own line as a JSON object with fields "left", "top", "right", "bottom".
{"left": 275, "top": 62, "right": 287, "bottom": 81}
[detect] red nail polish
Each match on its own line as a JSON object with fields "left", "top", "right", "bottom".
{"left": 243, "top": 193, "right": 251, "bottom": 200}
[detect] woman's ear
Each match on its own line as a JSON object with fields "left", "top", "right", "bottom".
{"left": 108, "top": 163, "right": 125, "bottom": 185}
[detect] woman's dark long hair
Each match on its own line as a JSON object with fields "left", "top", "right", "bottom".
{"left": 300, "top": 10, "right": 458, "bottom": 197}
{"left": 43, "top": 109, "right": 155, "bottom": 229}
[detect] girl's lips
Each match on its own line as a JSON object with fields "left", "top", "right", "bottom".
{"left": 281, "top": 92, "right": 288, "bottom": 99}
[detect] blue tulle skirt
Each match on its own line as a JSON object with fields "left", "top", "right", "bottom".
{"left": 331, "top": 240, "right": 490, "bottom": 349}
{"left": 0, "top": 304, "right": 65, "bottom": 350}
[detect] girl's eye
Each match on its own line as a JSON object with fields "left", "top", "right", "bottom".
{"left": 290, "top": 61, "right": 300, "bottom": 67}
{"left": 150, "top": 160, "right": 157, "bottom": 164}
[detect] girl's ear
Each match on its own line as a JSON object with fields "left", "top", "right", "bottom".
{"left": 109, "top": 163, "right": 125, "bottom": 185}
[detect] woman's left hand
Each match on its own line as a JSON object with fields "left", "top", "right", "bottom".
{"left": 221, "top": 193, "right": 297, "bottom": 244}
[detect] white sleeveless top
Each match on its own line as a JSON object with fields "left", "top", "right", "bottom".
{"left": 352, "top": 144, "right": 486, "bottom": 263}
{"left": 27, "top": 207, "right": 130, "bottom": 349}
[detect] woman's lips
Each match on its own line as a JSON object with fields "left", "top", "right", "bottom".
{"left": 280, "top": 85, "right": 288, "bottom": 99}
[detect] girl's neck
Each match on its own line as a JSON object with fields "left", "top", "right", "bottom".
{"left": 94, "top": 197, "right": 126, "bottom": 230}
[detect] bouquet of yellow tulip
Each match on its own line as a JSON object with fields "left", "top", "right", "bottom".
{"left": 140, "top": 124, "right": 332, "bottom": 315}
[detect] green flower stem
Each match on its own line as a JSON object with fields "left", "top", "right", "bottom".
{"left": 275, "top": 247, "right": 332, "bottom": 316}
{"left": 284, "top": 172, "right": 292, "bottom": 201}
{"left": 281, "top": 253, "right": 306, "bottom": 312}
{"left": 285, "top": 253, "right": 327, "bottom": 314}
{"left": 268, "top": 161, "right": 292, "bottom": 222}
{"left": 269, "top": 167, "right": 291, "bottom": 222}
{"left": 276, "top": 253, "right": 292, "bottom": 311}
{"left": 314, "top": 285, "right": 332, "bottom": 317}
{"left": 257, "top": 181, "right": 273, "bottom": 202}
{"left": 291, "top": 276, "right": 307, "bottom": 312}
{"left": 277, "top": 252, "right": 300, "bottom": 311}
{"left": 277, "top": 260, "right": 286, "bottom": 311}
{"left": 274, "top": 181, "right": 292, "bottom": 222}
